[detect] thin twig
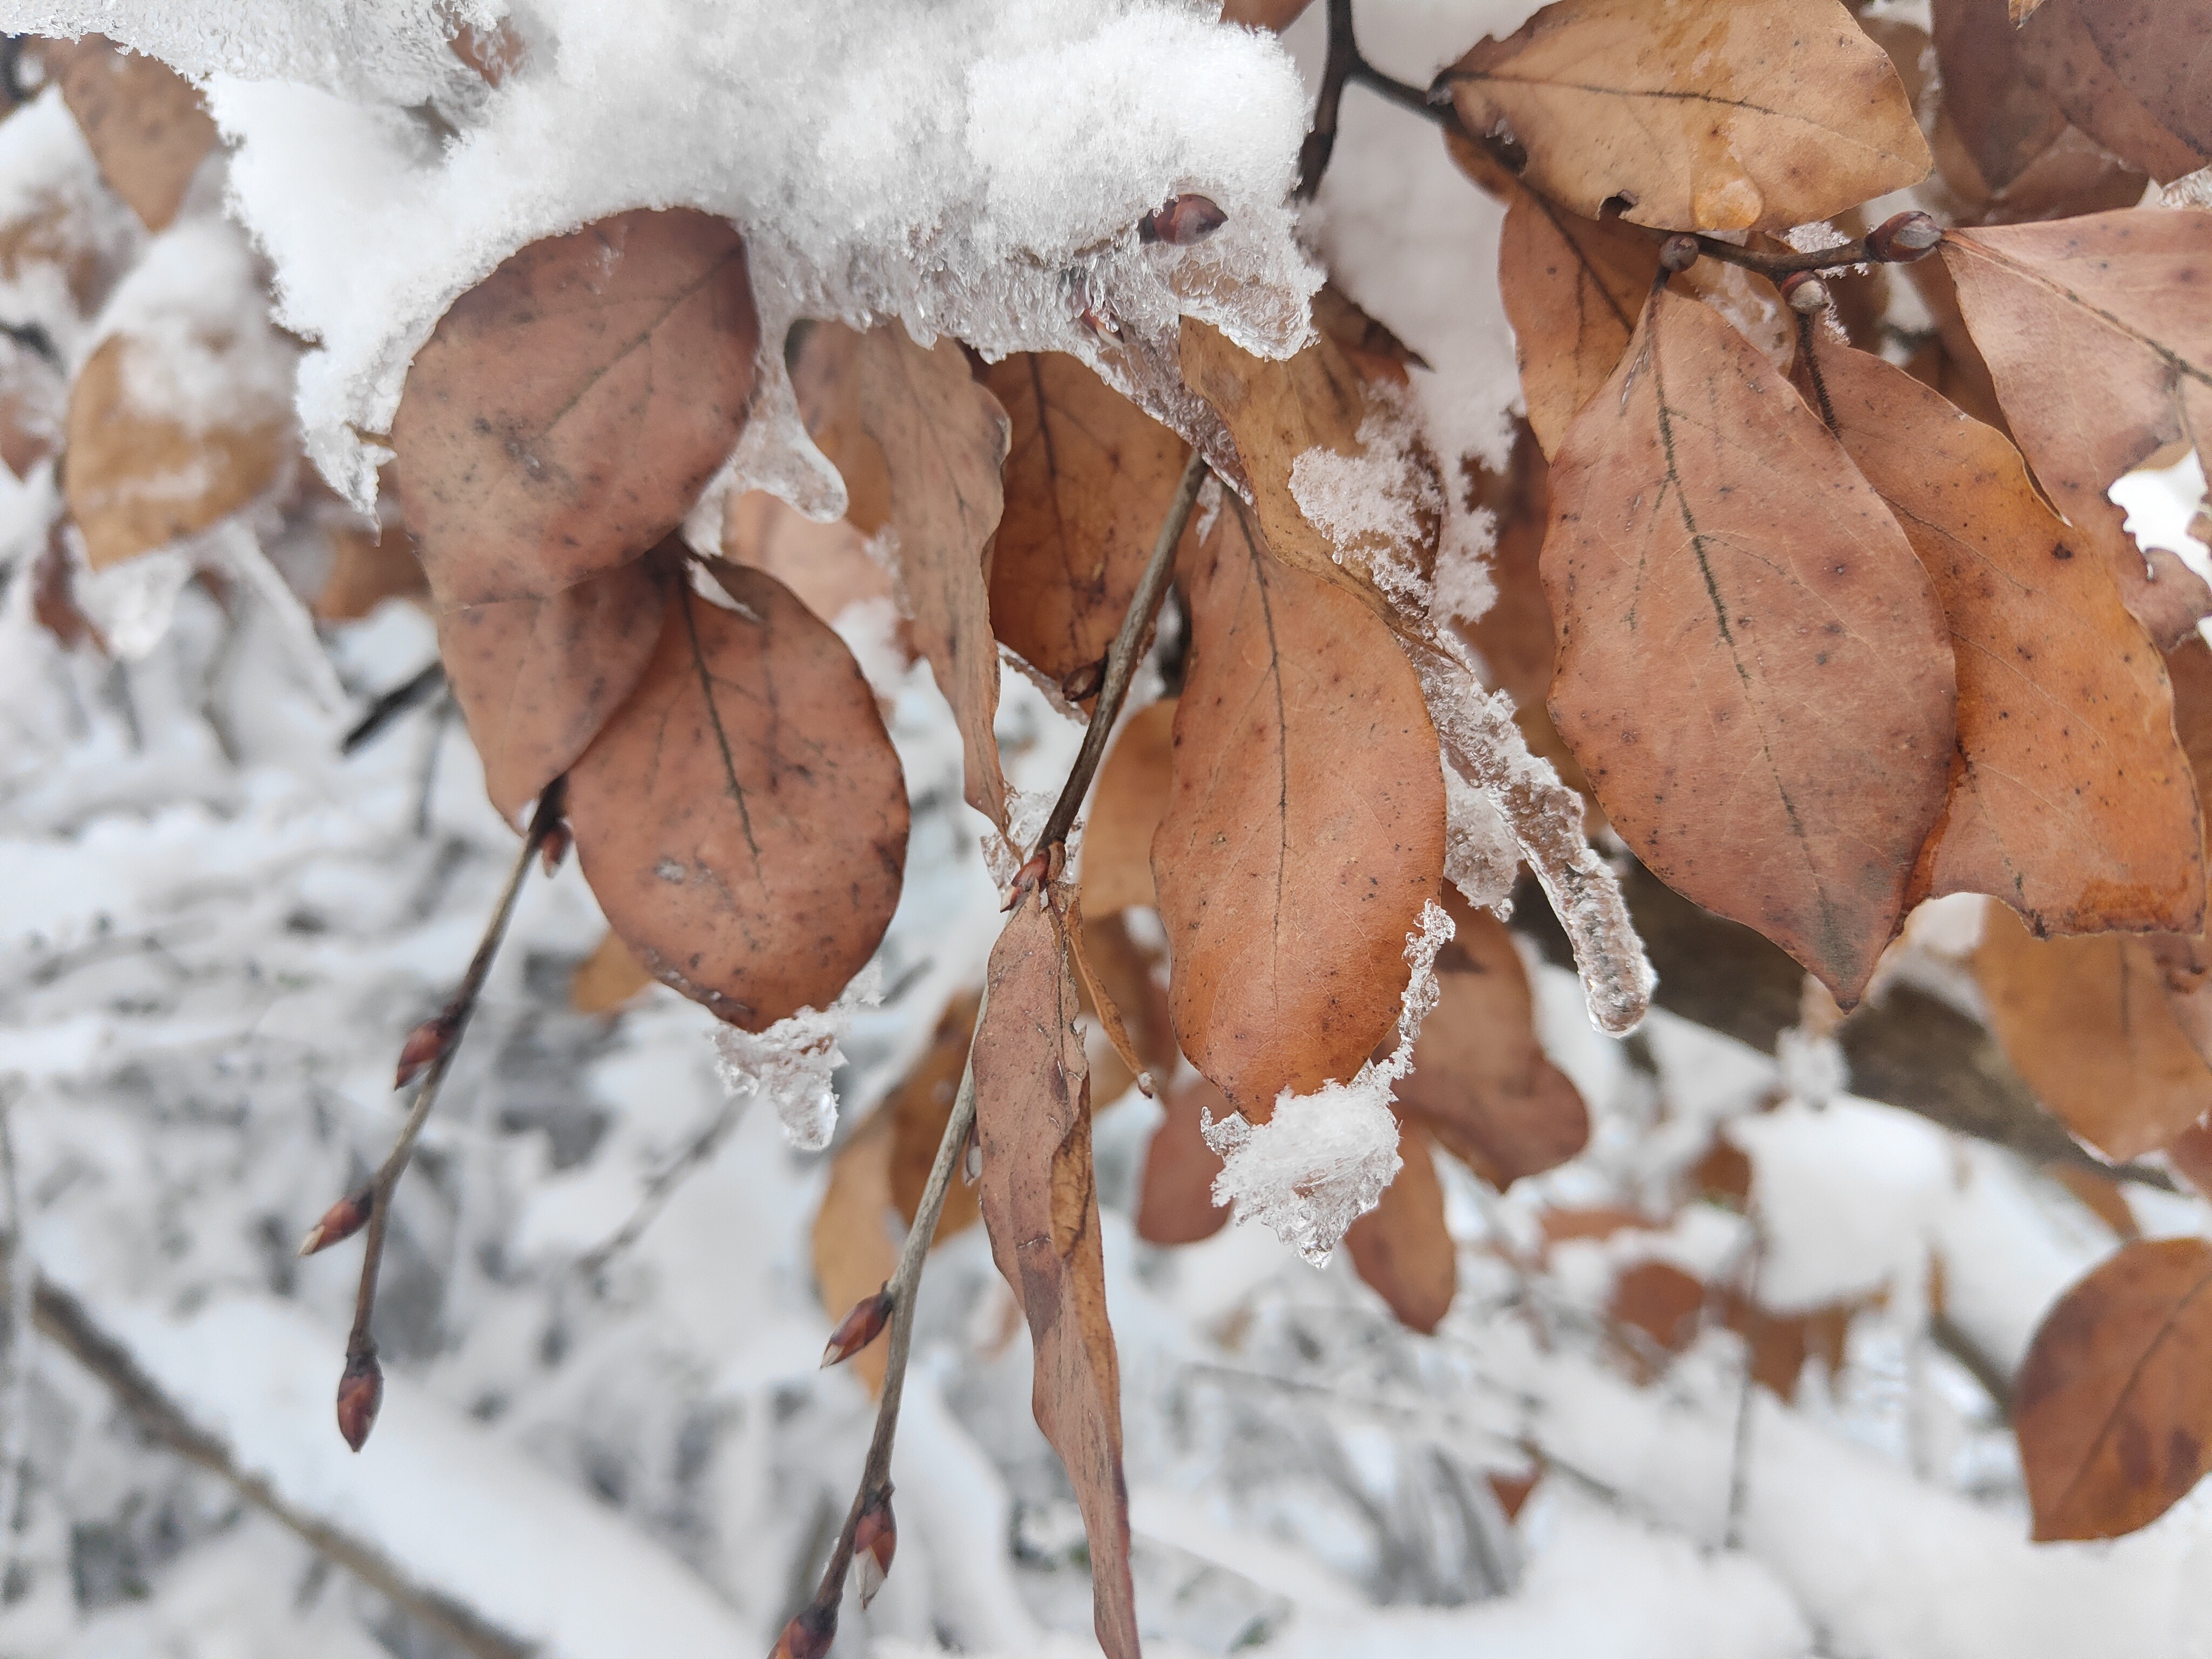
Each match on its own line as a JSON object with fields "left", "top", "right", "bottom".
{"left": 1297, "top": 0, "right": 1452, "bottom": 200}
{"left": 343, "top": 783, "right": 565, "bottom": 1388}
{"left": 1032, "top": 448, "right": 1208, "bottom": 858}
{"left": 782, "top": 984, "right": 987, "bottom": 1656}
{"left": 342, "top": 660, "right": 447, "bottom": 756}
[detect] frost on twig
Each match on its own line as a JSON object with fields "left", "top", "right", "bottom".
{"left": 709, "top": 965, "right": 881, "bottom": 1153}
{"left": 1414, "top": 650, "right": 1654, "bottom": 1036}
{"left": 1203, "top": 900, "right": 1453, "bottom": 1264}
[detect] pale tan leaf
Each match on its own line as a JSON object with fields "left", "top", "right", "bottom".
{"left": 2017, "top": 0, "right": 2207, "bottom": 184}
{"left": 721, "top": 487, "right": 896, "bottom": 630}
{"left": 887, "top": 990, "right": 984, "bottom": 1244}
{"left": 570, "top": 929, "right": 655, "bottom": 1015}
{"left": 812, "top": 1110, "right": 900, "bottom": 1397}
{"left": 1344, "top": 1117, "right": 1456, "bottom": 1335}
{"left": 1497, "top": 187, "right": 1660, "bottom": 457}
{"left": 855, "top": 323, "right": 1014, "bottom": 831}
{"left": 43, "top": 36, "right": 215, "bottom": 232}
{"left": 1442, "top": 0, "right": 1931, "bottom": 232}
{"left": 1081, "top": 698, "right": 1176, "bottom": 919}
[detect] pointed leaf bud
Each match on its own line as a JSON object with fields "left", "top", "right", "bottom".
{"left": 298, "top": 1186, "right": 375, "bottom": 1257}
{"left": 771, "top": 1607, "right": 835, "bottom": 1659}
{"left": 1138, "top": 193, "right": 1226, "bottom": 245}
{"left": 1058, "top": 657, "right": 1107, "bottom": 704}
{"left": 853, "top": 1490, "right": 896, "bottom": 1608}
{"left": 394, "top": 1009, "right": 456, "bottom": 1089}
{"left": 1867, "top": 211, "right": 1941, "bottom": 263}
{"left": 336, "top": 1352, "right": 383, "bottom": 1452}
{"left": 821, "top": 1288, "right": 893, "bottom": 1369}
{"left": 539, "top": 820, "right": 572, "bottom": 875}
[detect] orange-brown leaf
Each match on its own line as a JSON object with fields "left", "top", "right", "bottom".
{"left": 813, "top": 1110, "right": 900, "bottom": 1397}
{"left": 2015, "top": 1237, "right": 2212, "bottom": 1540}
{"left": 1135, "top": 1073, "right": 1232, "bottom": 1246}
{"left": 971, "top": 887, "right": 1138, "bottom": 1659}
{"left": 437, "top": 557, "right": 665, "bottom": 822}
{"left": 1442, "top": 0, "right": 1931, "bottom": 233}
{"left": 1794, "top": 327, "right": 2204, "bottom": 936}
{"left": 1942, "top": 212, "right": 2212, "bottom": 648}
{"left": 1344, "top": 1118, "right": 1456, "bottom": 1335}
{"left": 1496, "top": 188, "right": 1660, "bottom": 458}
{"left": 1081, "top": 698, "right": 1176, "bottom": 919}
{"left": 721, "top": 488, "right": 895, "bottom": 630}
{"left": 314, "top": 514, "right": 427, "bottom": 624}
{"left": 788, "top": 321, "right": 891, "bottom": 537}
{"left": 855, "top": 324, "right": 1014, "bottom": 831}
{"left": 570, "top": 928, "right": 654, "bottom": 1015}
{"left": 568, "top": 563, "right": 907, "bottom": 1030}
{"left": 1975, "top": 903, "right": 2212, "bottom": 1161}
{"left": 65, "top": 333, "right": 286, "bottom": 570}
{"left": 1395, "top": 892, "right": 1589, "bottom": 1188}
{"left": 1931, "top": 0, "right": 2069, "bottom": 194}
{"left": 393, "top": 210, "right": 758, "bottom": 608}
{"left": 43, "top": 37, "right": 215, "bottom": 233}
{"left": 2073, "top": 0, "right": 2212, "bottom": 159}
{"left": 1543, "top": 286, "right": 1955, "bottom": 1005}
{"left": 887, "top": 990, "right": 984, "bottom": 1244}
{"left": 984, "top": 352, "right": 1193, "bottom": 693}
{"left": 1155, "top": 502, "right": 1446, "bottom": 1114}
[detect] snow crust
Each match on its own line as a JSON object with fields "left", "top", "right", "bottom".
{"left": 1205, "top": 901, "right": 1452, "bottom": 1264}
{"left": 709, "top": 963, "right": 880, "bottom": 1154}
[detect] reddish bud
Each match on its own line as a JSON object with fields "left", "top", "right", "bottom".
{"left": 394, "top": 1009, "right": 456, "bottom": 1089}
{"left": 853, "top": 1491, "right": 896, "bottom": 1608}
{"left": 1076, "top": 302, "right": 1122, "bottom": 340}
{"left": 1059, "top": 658, "right": 1107, "bottom": 704}
{"left": 1779, "top": 271, "right": 1831, "bottom": 315}
{"left": 771, "top": 1607, "right": 836, "bottom": 1659}
{"left": 821, "top": 1289, "right": 893, "bottom": 1369}
{"left": 539, "top": 820, "right": 572, "bottom": 875}
{"left": 336, "top": 1352, "right": 383, "bottom": 1452}
{"left": 1658, "top": 233, "right": 1701, "bottom": 273}
{"left": 1867, "top": 210, "right": 1941, "bottom": 262}
{"left": 298, "top": 1186, "right": 374, "bottom": 1257}
{"left": 1139, "top": 193, "right": 1227, "bottom": 245}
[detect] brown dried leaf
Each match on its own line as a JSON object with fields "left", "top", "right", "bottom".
{"left": 392, "top": 210, "right": 759, "bottom": 608}
{"left": 1543, "top": 286, "right": 1955, "bottom": 1005}
{"left": 2017, "top": 0, "right": 2208, "bottom": 183}
{"left": 1344, "top": 1117, "right": 1456, "bottom": 1335}
{"left": 1793, "top": 327, "right": 2204, "bottom": 936}
{"left": 1969, "top": 126, "right": 2154, "bottom": 227}
{"left": 1497, "top": 188, "right": 1661, "bottom": 458}
{"left": 721, "top": 488, "right": 895, "bottom": 630}
{"left": 568, "top": 562, "right": 907, "bottom": 1031}
{"left": 0, "top": 344, "right": 63, "bottom": 481}
{"left": 1077, "top": 906, "right": 1176, "bottom": 1076}
{"left": 1135, "top": 1072, "right": 1232, "bottom": 1247}
{"left": 2074, "top": 0, "right": 2212, "bottom": 159}
{"left": 2015, "top": 1237, "right": 2212, "bottom": 1540}
{"left": 1155, "top": 501, "right": 1446, "bottom": 1114}
{"left": 813, "top": 1110, "right": 900, "bottom": 1397}
{"left": 1609, "top": 1259, "right": 1705, "bottom": 1372}
{"left": 1975, "top": 903, "right": 2212, "bottom": 1160}
{"left": 855, "top": 323, "right": 1014, "bottom": 831}
{"left": 887, "top": 990, "right": 984, "bottom": 1244}
{"left": 570, "top": 928, "right": 654, "bottom": 1015}
{"left": 1395, "top": 891, "right": 1589, "bottom": 1189}
{"left": 1218, "top": 0, "right": 1314, "bottom": 26}
{"left": 1943, "top": 212, "right": 2212, "bottom": 650}
{"left": 437, "top": 556, "right": 665, "bottom": 822}
{"left": 984, "top": 351, "right": 1193, "bottom": 693}
{"left": 971, "top": 886, "right": 1138, "bottom": 1659}
{"left": 65, "top": 333, "right": 286, "bottom": 570}
{"left": 1932, "top": 0, "right": 2069, "bottom": 193}
{"left": 43, "top": 37, "right": 216, "bottom": 232}
{"left": 1442, "top": 0, "right": 1931, "bottom": 233}
{"left": 1082, "top": 698, "right": 1176, "bottom": 919}
{"left": 1311, "top": 284, "right": 1427, "bottom": 386}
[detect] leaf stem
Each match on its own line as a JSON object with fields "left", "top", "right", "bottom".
{"left": 344, "top": 780, "right": 565, "bottom": 1372}
{"left": 1298, "top": 0, "right": 1451, "bottom": 199}
{"left": 1033, "top": 447, "right": 1209, "bottom": 858}
{"left": 781, "top": 985, "right": 987, "bottom": 1657}
{"left": 342, "top": 659, "right": 448, "bottom": 756}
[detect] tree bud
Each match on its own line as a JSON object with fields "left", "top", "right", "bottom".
{"left": 1867, "top": 211, "right": 1941, "bottom": 262}
{"left": 299, "top": 1186, "right": 374, "bottom": 1257}
{"left": 853, "top": 1490, "right": 896, "bottom": 1608}
{"left": 1779, "top": 271, "right": 1831, "bottom": 315}
{"left": 771, "top": 1608, "right": 835, "bottom": 1659}
{"left": 394, "top": 1009, "right": 456, "bottom": 1089}
{"left": 1138, "top": 193, "right": 1226, "bottom": 245}
{"left": 336, "top": 1352, "right": 383, "bottom": 1452}
{"left": 539, "top": 820, "right": 572, "bottom": 874}
{"left": 821, "top": 1288, "right": 893, "bottom": 1368}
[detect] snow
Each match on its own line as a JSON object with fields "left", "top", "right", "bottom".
{"left": 1204, "top": 902, "right": 1452, "bottom": 1264}
{"left": 710, "top": 962, "right": 881, "bottom": 1153}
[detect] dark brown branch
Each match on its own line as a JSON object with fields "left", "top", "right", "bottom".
{"left": 1031, "top": 447, "right": 1209, "bottom": 859}
{"left": 31, "top": 1276, "right": 532, "bottom": 1659}
{"left": 336, "top": 779, "right": 567, "bottom": 1445}
{"left": 1511, "top": 861, "right": 2176, "bottom": 1191}
{"left": 342, "top": 660, "right": 447, "bottom": 755}
{"left": 1297, "top": 0, "right": 1454, "bottom": 200}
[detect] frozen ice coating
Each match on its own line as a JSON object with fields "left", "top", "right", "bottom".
{"left": 1, "top": 0, "right": 1320, "bottom": 509}
{"left": 91, "top": 217, "right": 294, "bottom": 432}
{"left": 0, "top": 87, "right": 141, "bottom": 355}
{"left": 709, "top": 965, "right": 881, "bottom": 1154}
{"left": 1205, "top": 900, "right": 1453, "bottom": 1264}
{"left": 1289, "top": 390, "right": 1441, "bottom": 614}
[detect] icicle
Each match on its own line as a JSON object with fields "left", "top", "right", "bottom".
{"left": 1414, "top": 649, "right": 1654, "bottom": 1036}
{"left": 709, "top": 964, "right": 881, "bottom": 1152}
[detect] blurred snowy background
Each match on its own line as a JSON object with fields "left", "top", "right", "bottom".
{"left": 5, "top": 1, "right": 2212, "bottom": 1656}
